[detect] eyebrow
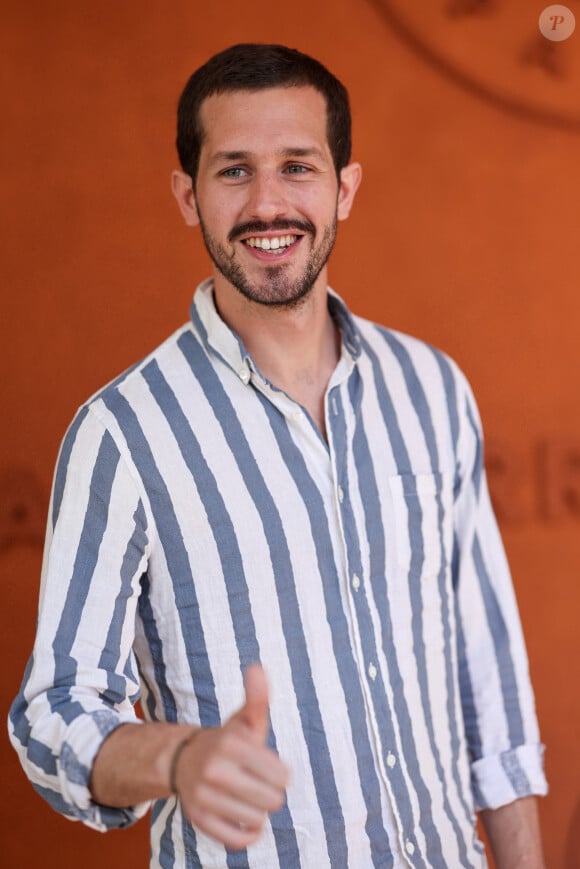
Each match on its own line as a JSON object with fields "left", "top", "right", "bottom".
{"left": 209, "top": 146, "right": 326, "bottom": 165}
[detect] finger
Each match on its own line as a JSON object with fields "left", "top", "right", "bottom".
{"left": 238, "top": 663, "right": 270, "bottom": 742}
{"left": 200, "top": 745, "right": 288, "bottom": 809}
{"left": 238, "top": 746, "right": 290, "bottom": 793}
{"left": 191, "top": 782, "right": 268, "bottom": 830}
{"left": 188, "top": 805, "right": 265, "bottom": 851}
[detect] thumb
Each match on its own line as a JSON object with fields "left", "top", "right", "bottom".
{"left": 237, "top": 663, "right": 270, "bottom": 742}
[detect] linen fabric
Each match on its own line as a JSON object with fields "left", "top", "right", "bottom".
{"left": 9, "top": 281, "right": 547, "bottom": 868}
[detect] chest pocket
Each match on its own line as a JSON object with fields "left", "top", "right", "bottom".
{"left": 387, "top": 472, "right": 454, "bottom": 583}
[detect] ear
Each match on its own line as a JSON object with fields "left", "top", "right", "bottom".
{"left": 171, "top": 170, "right": 200, "bottom": 227}
{"left": 337, "top": 162, "right": 362, "bottom": 222}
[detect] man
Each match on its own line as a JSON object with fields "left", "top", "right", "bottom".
{"left": 9, "top": 44, "right": 547, "bottom": 867}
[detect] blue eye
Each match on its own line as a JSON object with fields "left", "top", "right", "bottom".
{"left": 222, "top": 167, "right": 247, "bottom": 178}
{"left": 286, "top": 164, "right": 309, "bottom": 174}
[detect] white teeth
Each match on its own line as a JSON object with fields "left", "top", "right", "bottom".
{"left": 245, "top": 235, "right": 297, "bottom": 251}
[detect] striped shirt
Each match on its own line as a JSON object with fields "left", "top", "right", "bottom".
{"left": 9, "top": 280, "right": 547, "bottom": 868}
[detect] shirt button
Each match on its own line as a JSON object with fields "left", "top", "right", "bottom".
{"left": 368, "top": 662, "right": 377, "bottom": 681}
{"left": 291, "top": 411, "right": 302, "bottom": 423}
{"left": 239, "top": 368, "right": 250, "bottom": 384}
{"left": 338, "top": 486, "right": 344, "bottom": 503}
{"left": 386, "top": 752, "right": 397, "bottom": 768}
{"left": 351, "top": 574, "right": 361, "bottom": 591}
{"left": 405, "top": 840, "right": 415, "bottom": 856}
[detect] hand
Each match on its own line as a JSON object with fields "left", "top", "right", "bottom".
{"left": 174, "top": 664, "right": 290, "bottom": 850}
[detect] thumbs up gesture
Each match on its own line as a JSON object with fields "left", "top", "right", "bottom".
{"left": 173, "top": 664, "right": 290, "bottom": 850}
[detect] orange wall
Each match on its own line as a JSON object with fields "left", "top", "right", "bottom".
{"left": 2, "top": 2, "right": 579, "bottom": 866}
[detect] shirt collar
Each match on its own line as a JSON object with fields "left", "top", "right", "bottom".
{"left": 327, "top": 288, "right": 362, "bottom": 361}
{"left": 190, "top": 279, "right": 362, "bottom": 383}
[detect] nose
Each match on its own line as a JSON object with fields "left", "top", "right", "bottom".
{"left": 246, "top": 169, "right": 288, "bottom": 222}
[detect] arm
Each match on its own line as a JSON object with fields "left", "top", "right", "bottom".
{"left": 8, "top": 408, "right": 151, "bottom": 830}
{"left": 9, "top": 407, "right": 288, "bottom": 848}
{"left": 91, "top": 665, "right": 289, "bottom": 850}
{"left": 480, "top": 796, "right": 545, "bottom": 869}
{"left": 449, "top": 366, "right": 548, "bottom": 812}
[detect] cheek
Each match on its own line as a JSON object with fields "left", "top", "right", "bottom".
{"left": 197, "top": 185, "right": 244, "bottom": 228}
{"left": 301, "top": 187, "right": 339, "bottom": 223}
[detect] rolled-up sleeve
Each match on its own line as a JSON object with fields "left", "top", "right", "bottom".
{"left": 452, "top": 370, "right": 548, "bottom": 811}
{"left": 8, "top": 406, "right": 151, "bottom": 830}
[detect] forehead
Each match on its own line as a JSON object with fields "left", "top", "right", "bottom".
{"left": 198, "top": 86, "right": 330, "bottom": 159}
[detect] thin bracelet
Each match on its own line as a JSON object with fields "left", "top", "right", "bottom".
{"left": 169, "top": 728, "right": 200, "bottom": 795}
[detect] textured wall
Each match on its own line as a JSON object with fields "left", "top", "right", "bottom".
{"left": 3, "top": 2, "right": 579, "bottom": 866}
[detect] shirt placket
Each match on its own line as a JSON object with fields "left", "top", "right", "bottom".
{"left": 325, "top": 376, "right": 421, "bottom": 868}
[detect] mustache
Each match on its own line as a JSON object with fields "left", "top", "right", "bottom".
{"left": 228, "top": 218, "right": 315, "bottom": 243}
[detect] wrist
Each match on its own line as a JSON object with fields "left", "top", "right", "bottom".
{"left": 169, "top": 727, "right": 200, "bottom": 795}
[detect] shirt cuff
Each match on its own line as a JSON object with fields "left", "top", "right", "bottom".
{"left": 56, "top": 708, "right": 150, "bottom": 831}
{"left": 471, "top": 743, "right": 548, "bottom": 811}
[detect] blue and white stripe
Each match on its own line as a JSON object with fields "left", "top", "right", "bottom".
{"left": 9, "top": 280, "right": 547, "bottom": 868}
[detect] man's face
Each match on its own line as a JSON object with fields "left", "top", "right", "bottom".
{"left": 191, "top": 86, "right": 343, "bottom": 308}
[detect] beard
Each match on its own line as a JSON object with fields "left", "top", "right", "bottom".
{"left": 197, "top": 213, "right": 338, "bottom": 309}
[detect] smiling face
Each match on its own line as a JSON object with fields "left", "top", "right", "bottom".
{"left": 172, "top": 86, "right": 361, "bottom": 310}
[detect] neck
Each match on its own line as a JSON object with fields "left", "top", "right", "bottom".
{"left": 213, "top": 277, "right": 340, "bottom": 438}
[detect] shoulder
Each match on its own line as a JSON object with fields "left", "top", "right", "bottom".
{"left": 51, "top": 323, "right": 197, "bottom": 514}
{"left": 81, "top": 322, "right": 194, "bottom": 412}
{"left": 57, "top": 322, "right": 195, "bottom": 459}
{"left": 353, "top": 313, "right": 468, "bottom": 395}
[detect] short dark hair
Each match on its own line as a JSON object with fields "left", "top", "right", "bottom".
{"left": 176, "top": 43, "right": 352, "bottom": 183}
